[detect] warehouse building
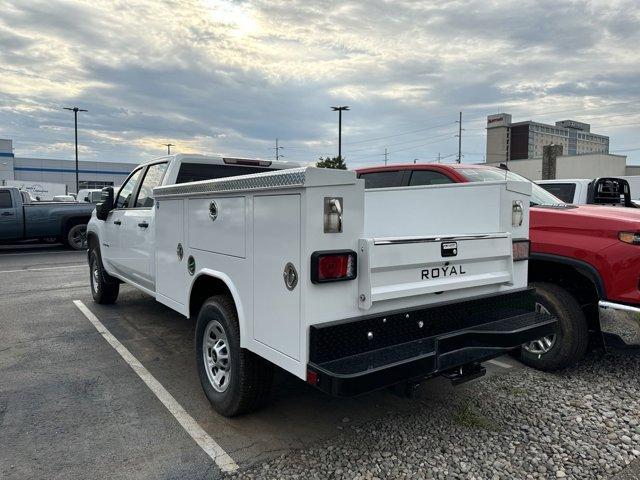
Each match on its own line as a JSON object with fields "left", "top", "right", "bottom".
{"left": 486, "top": 114, "right": 609, "bottom": 163}
{"left": 0, "top": 139, "right": 134, "bottom": 193}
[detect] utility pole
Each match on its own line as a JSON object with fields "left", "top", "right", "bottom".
{"left": 163, "top": 143, "right": 175, "bottom": 155}
{"left": 331, "top": 106, "right": 349, "bottom": 159}
{"left": 63, "top": 106, "right": 88, "bottom": 193}
{"left": 274, "top": 138, "right": 284, "bottom": 161}
{"left": 384, "top": 148, "right": 388, "bottom": 166}
{"left": 455, "top": 111, "right": 463, "bottom": 163}
{"left": 437, "top": 152, "right": 441, "bottom": 163}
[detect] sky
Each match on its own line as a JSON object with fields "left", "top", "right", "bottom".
{"left": 0, "top": 0, "right": 639, "bottom": 167}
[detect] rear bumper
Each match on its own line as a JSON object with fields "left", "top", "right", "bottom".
{"left": 307, "top": 288, "right": 557, "bottom": 396}
{"left": 599, "top": 300, "right": 640, "bottom": 347}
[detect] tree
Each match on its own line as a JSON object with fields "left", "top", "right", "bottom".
{"left": 316, "top": 155, "right": 347, "bottom": 170}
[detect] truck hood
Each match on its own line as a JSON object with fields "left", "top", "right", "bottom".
{"left": 532, "top": 204, "right": 640, "bottom": 230}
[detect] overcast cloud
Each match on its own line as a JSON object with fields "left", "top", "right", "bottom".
{"left": 0, "top": 0, "right": 639, "bottom": 166}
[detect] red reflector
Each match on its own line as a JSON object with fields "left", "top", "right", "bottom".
{"left": 311, "top": 250, "right": 357, "bottom": 283}
{"left": 318, "top": 254, "right": 352, "bottom": 280}
{"left": 307, "top": 370, "right": 318, "bottom": 385}
{"left": 512, "top": 240, "right": 530, "bottom": 261}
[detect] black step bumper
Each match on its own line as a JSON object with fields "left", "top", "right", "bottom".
{"left": 307, "top": 288, "right": 557, "bottom": 396}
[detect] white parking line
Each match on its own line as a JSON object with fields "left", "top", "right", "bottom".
{"left": 0, "top": 265, "right": 87, "bottom": 274}
{"left": 487, "top": 358, "right": 513, "bottom": 369}
{"left": 73, "top": 300, "right": 238, "bottom": 473}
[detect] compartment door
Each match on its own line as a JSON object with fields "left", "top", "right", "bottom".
{"left": 156, "top": 198, "right": 188, "bottom": 313}
{"left": 253, "top": 194, "right": 301, "bottom": 360}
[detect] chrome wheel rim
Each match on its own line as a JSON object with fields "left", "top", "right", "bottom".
{"left": 91, "top": 259, "right": 99, "bottom": 294}
{"left": 203, "top": 320, "right": 231, "bottom": 393}
{"left": 523, "top": 302, "right": 557, "bottom": 355}
{"left": 69, "top": 225, "right": 87, "bottom": 250}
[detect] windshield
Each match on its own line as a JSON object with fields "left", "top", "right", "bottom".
{"left": 457, "top": 167, "right": 563, "bottom": 206}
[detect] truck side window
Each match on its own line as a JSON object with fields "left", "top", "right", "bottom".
{"left": 358, "top": 171, "right": 402, "bottom": 189}
{"left": 0, "top": 191, "right": 12, "bottom": 208}
{"left": 175, "top": 163, "right": 274, "bottom": 183}
{"left": 115, "top": 169, "right": 143, "bottom": 209}
{"left": 409, "top": 170, "right": 454, "bottom": 186}
{"left": 135, "top": 163, "right": 168, "bottom": 208}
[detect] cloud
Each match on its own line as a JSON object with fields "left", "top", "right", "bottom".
{"left": 0, "top": 0, "right": 638, "bottom": 166}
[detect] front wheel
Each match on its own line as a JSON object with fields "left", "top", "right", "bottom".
{"left": 195, "top": 295, "right": 273, "bottom": 417}
{"left": 520, "top": 282, "right": 589, "bottom": 371}
{"left": 89, "top": 248, "right": 119, "bottom": 304}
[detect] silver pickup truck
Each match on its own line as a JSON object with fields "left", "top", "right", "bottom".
{"left": 0, "top": 187, "right": 95, "bottom": 249}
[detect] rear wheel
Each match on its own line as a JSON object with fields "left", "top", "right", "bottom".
{"left": 65, "top": 223, "right": 88, "bottom": 250}
{"left": 520, "top": 282, "right": 589, "bottom": 371}
{"left": 89, "top": 247, "right": 119, "bottom": 304}
{"left": 195, "top": 295, "right": 273, "bottom": 417}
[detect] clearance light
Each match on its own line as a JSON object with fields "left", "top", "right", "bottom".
{"left": 619, "top": 232, "right": 640, "bottom": 245}
{"left": 311, "top": 250, "right": 357, "bottom": 283}
{"left": 512, "top": 240, "right": 530, "bottom": 261}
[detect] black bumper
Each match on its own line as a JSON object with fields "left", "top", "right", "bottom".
{"left": 307, "top": 288, "right": 557, "bottom": 396}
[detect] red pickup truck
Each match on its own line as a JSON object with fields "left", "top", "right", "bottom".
{"left": 356, "top": 163, "right": 640, "bottom": 370}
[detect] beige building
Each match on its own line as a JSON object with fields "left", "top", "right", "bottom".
{"left": 486, "top": 114, "right": 609, "bottom": 163}
{"left": 486, "top": 153, "right": 628, "bottom": 181}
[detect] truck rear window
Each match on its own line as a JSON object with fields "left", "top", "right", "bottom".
{"left": 538, "top": 183, "right": 576, "bottom": 203}
{"left": 0, "top": 190, "right": 12, "bottom": 208}
{"left": 176, "top": 163, "right": 275, "bottom": 184}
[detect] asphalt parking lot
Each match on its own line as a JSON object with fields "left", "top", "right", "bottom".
{"left": 1, "top": 244, "right": 640, "bottom": 480}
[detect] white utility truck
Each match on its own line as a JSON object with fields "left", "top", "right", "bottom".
{"left": 87, "top": 154, "right": 556, "bottom": 416}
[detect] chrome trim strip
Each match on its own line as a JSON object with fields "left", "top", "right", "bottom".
{"left": 373, "top": 233, "right": 509, "bottom": 245}
{"left": 599, "top": 300, "right": 640, "bottom": 314}
{"left": 154, "top": 167, "right": 307, "bottom": 197}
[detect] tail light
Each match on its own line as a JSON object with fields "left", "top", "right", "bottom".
{"left": 512, "top": 239, "right": 530, "bottom": 261}
{"left": 619, "top": 232, "right": 640, "bottom": 245}
{"left": 311, "top": 250, "right": 357, "bottom": 283}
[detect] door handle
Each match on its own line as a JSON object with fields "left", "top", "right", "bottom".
{"left": 113, "top": 220, "right": 122, "bottom": 225}
{"left": 138, "top": 221, "right": 149, "bottom": 228}
{"left": 1, "top": 212, "right": 13, "bottom": 216}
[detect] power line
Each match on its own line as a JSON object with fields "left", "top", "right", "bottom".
{"left": 343, "top": 121, "right": 454, "bottom": 146}
{"left": 344, "top": 130, "right": 455, "bottom": 154}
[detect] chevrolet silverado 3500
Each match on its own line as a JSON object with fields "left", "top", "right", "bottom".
{"left": 87, "top": 154, "right": 556, "bottom": 416}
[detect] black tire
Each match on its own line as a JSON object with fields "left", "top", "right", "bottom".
{"left": 89, "top": 247, "right": 120, "bottom": 304}
{"left": 63, "top": 222, "right": 88, "bottom": 250}
{"left": 520, "top": 282, "right": 589, "bottom": 371}
{"left": 195, "top": 295, "right": 273, "bottom": 417}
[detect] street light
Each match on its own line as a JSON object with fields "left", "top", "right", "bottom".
{"left": 331, "top": 106, "right": 349, "bottom": 159}
{"left": 163, "top": 143, "right": 175, "bottom": 155}
{"left": 63, "top": 107, "right": 88, "bottom": 193}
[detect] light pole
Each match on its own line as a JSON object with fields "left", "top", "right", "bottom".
{"left": 163, "top": 143, "right": 175, "bottom": 155}
{"left": 63, "top": 107, "right": 87, "bottom": 193}
{"left": 331, "top": 106, "right": 349, "bottom": 159}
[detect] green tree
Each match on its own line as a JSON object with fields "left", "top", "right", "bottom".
{"left": 316, "top": 155, "right": 347, "bottom": 170}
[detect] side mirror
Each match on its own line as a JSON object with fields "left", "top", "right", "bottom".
{"left": 96, "top": 187, "right": 114, "bottom": 221}
{"left": 84, "top": 196, "right": 89, "bottom": 202}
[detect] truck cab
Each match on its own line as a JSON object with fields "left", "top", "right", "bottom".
{"left": 537, "top": 177, "right": 636, "bottom": 207}
{"left": 89, "top": 154, "right": 300, "bottom": 292}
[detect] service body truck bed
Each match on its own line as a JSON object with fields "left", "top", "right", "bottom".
{"left": 87, "top": 154, "right": 556, "bottom": 416}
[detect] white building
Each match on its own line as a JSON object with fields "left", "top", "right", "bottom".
{"left": 0, "top": 138, "right": 134, "bottom": 192}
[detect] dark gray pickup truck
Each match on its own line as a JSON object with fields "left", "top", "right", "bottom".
{"left": 0, "top": 187, "right": 95, "bottom": 250}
